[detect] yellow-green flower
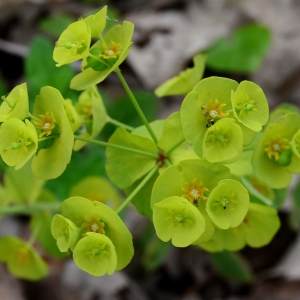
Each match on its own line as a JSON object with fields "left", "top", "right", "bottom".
{"left": 53, "top": 19, "right": 91, "bottom": 67}
{"left": 0, "top": 83, "right": 29, "bottom": 122}
{"left": 31, "top": 86, "right": 73, "bottom": 180}
{"left": 0, "top": 118, "right": 38, "bottom": 170}
{"left": 70, "top": 21, "right": 134, "bottom": 90}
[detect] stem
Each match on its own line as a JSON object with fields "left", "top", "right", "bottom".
{"left": 107, "top": 116, "right": 134, "bottom": 131}
{"left": 28, "top": 112, "right": 41, "bottom": 122}
{"left": 243, "top": 145, "right": 255, "bottom": 152}
{"left": 74, "top": 135, "right": 158, "bottom": 159}
{"left": 38, "top": 135, "right": 59, "bottom": 142}
{"left": 116, "top": 164, "right": 159, "bottom": 214}
{"left": 27, "top": 217, "right": 44, "bottom": 246}
{"left": 164, "top": 159, "right": 173, "bottom": 167}
{"left": 88, "top": 53, "right": 111, "bottom": 68}
{"left": 0, "top": 202, "right": 60, "bottom": 215}
{"left": 165, "top": 138, "right": 185, "bottom": 156}
{"left": 114, "top": 68, "right": 158, "bottom": 145}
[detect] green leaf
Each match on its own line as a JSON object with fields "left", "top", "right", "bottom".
{"left": 206, "top": 24, "right": 271, "bottom": 73}
{"left": 211, "top": 251, "right": 253, "bottom": 283}
{"left": 290, "top": 179, "right": 300, "bottom": 230}
{"left": 39, "top": 14, "right": 75, "bottom": 37}
{"left": 105, "top": 127, "right": 157, "bottom": 189}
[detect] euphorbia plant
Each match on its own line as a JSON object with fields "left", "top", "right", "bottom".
{"left": 0, "top": 5, "right": 294, "bottom": 282}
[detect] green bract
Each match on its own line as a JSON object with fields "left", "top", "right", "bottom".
{"left": 202, "top": 202, "right": 280, "bottom": 252}
{"left": 74, "top": 85, "right": 108, "bottom": 150}
{"left": 153, "top": 196, "right": 205, "bottom": 247}
{"left": 70, "top": 176, "right": 123, "bottom": 210}
{"left": 83, "top": 6, "right": 107, "bottom": 38}
{"left": 252, "top": 112, "right": 300, "bottom": 188}
{"left": 0, "top": 118, "right": 38, "bottom": 170}
{"left": 154, "top": 53, "right": 206, "bottom": 97}
{"left": 106, "top": 127, "right": 157, "bottom": 189}
{"left": 51, "top": 214, "right": 80, "bottom": 252}
{"left": 70, "top": 21, "right": 134, "bottom": 90}
{"left": 73, "top": 232, "right": 117, "bottom": 276}
{"left": 0, "top": 236, "right": 48, "bottom": 281}
{"left": 63, "top": 99, "right": 81, "bottom": 133}
{"left": 53, "top": 19, "right": 91, "bottom": 67}
{"left": 58, "top": 197, "right": 134, "bottom": 271}
{"left": 231, "top": 81, "right": 269, "bottom": 132}
{"left": 0, "top": 82, "right": 29, "bottom": 122}
{"left": 203, "top": 118, "right": 243, "bottom": 163}
{"left": 31, "top": 86, "right": 74, "bottom": 180}
{"left": 181, "top": 77, "right": 238, "bottom": 157}
{"left": 206, "top": 179, "right": 249, "bottom": 229}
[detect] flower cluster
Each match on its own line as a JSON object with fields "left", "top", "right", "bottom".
{"left": 51, "top": 197, "right": 134, "bottom": 276}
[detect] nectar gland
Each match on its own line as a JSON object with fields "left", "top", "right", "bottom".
{"left": 99, "top": 41, "right": 122, "bottom": 60}
{"left": 182, "top": 179, "right": 209, "bottom": 206}
{"left": 264, "top": 137, "right": 290, "bottom": 161}
{"left": 202, "top": 99, "right": 229, "bottom": 128}
{"left": 81, "top": 217, "right": 106, "bottom": 235}
{"left": 34, "top": 112, "right": 56, "bottom": 138}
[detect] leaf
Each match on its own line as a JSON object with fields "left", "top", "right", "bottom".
{"left": 211, "top": 251, "right": 253, "bottom": 283}
{"left": 39, "top": 14, "right": 75, "bottom": 37}
{"left": 206, "top": 24, "right": 271, "bottom": 73}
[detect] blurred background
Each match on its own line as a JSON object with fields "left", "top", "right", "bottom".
{"left": 1, "top": 0, "right": 300, "bottom": 299}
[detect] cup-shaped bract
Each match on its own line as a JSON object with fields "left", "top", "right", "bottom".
{"left": 83, "top": 6, "right": 107, "bottom": 38}
{"left": 73, "top": 232, "right": 117, "bottom": 276}
{"left": 70, "top": 21, "right": 134, "bottom": 90}
{"left": 154, "top": 53, "right": 206, "bottom": 97}
{"left": 151, "top": 159, "right": 239, "bottom": 208}
{"left": 51, "top": 214, "right": 80, "bottom": 252}
{"left": 181, "top": 77, "right": 238, "bottom": 157}
{"left": 70, "top": 176, "right": 123, "bottom": 210}
{"left": 231, "top": 81, "right": 269, "bottom": 132}
{"left": 0, "top": 118, "right": 38, "bottom": 170}
{"left": 53, "top": 19, "right": 91, "bottom": 67}
{"left": 206, "top": 202, "right": 280, "bottom": 252}
{"left": 106, "top": 127, "right": 157, "bottom": 189}
{"left": 252, "top": 112, "right": 300, "bottom": 188}
{"left": 203, "top": 118, "right": 243, "bottom": 163}
{"left": 153, "top": 196, "right": 205, "bottom": 247}
{"left": 0, "top": 83, "right": 29, "bottom": 122}
{"left": 63, "top": 99, "right": 81, "bottom": 133}
{"left": 0, "top": 236, "right": 48, "bottom": 281}
{"left": 157, "top": 112, "right": 198, "bottom": 166}
{"left": 31, "top": 86, "right": 74, "bottom": 180}
{"left": 59, "top": 197, "right": 134, "bottom": 271}
{"left": 74, "top": 86, "right": 108, "bottom": 150}
{"left": 206, "top": 179, "right": 250, "bottom": 229}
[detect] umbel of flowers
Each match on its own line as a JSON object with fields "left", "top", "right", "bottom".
{"left": 0, "top": 4, "right": 297, "bottom": 281}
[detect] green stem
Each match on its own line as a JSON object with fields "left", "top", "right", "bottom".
{"left": 74, "top": 135, "right": 158, "bottom": 159}
{"left": 27, "top": 217, "right": 44, "bottom": 247}
{"left": 88, "top": 53, "right": 111, "bottom": 68}
{"left": 107, "top": 116, "right": 135, "bottom": 131}
{"left": 114, "top": 68, "right": 158, "bottom": 145}
{"left": 0, "top": 202, "right": 60, "bottom": 216}
{"left": 164, "top": 159, "right": 173, "bottom": 167}
{"left": 38, "top": 135, "right": 59, "bottom": 143}
{"left": 116, "top": 164, "right": 159, "bottom": 214}
{"left": 243, "top": 145, "right": 255, "bottom": 152}
{"left": 165, "top": 138, "right": 185, "bottom": 156}
{"left": 28, "top": 112, "right": 41, "bottom": 122}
